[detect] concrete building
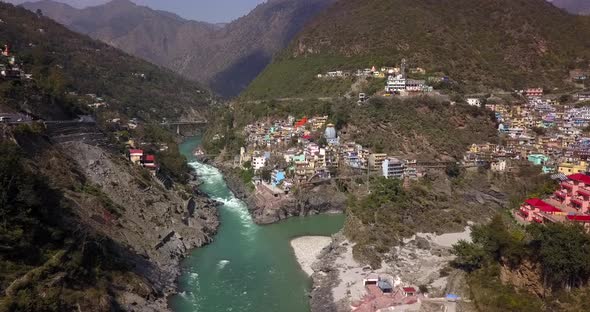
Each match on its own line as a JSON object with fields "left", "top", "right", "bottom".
{"left": 466, "top": 98, "right": 482, "bottom": 107}
{"left": 129, "top": 149, "right": 144, "bottom": 165}
{"left": 369, "top": 153, "right": 388, "bottom": 173}
{"left": 252, "top": 156, "right": 266, "bottom": 171}
{"left": 382, "top": 157, "right": 405, "bottom": 179}
{"left": 324, "top": 123, "right": 339, "bottom": 145}
{"left": 558, "top": 161, "right": 588, "bottom": 175}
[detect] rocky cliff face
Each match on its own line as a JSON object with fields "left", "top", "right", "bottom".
{"left": 220, "top": 165, "right": 346, "bottom": 224}
{"left": 37, "top": 140, "right": 220, "bottom": 311}
{"left": 500, "top": 260, "right": 546, "bottom": 297}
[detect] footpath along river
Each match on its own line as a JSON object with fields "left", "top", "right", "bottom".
{"left": 170, "top": 136, "right": 344, "bottom": 312}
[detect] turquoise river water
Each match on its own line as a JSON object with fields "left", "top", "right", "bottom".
{"left": 170, "top": 137, "right": 345, "bottom": 312}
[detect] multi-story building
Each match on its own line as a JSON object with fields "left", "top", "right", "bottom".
{"left": 252, "top": 156, "right": 266, "bottom": 171}
{"left": 382, "top": 157, "right": 405, "bottom": 179}
{"left": 368, "top": 153, "right": 387, "bottom": 173}
{"left": 558, "top": 161, "right": 588, "bottom": 175}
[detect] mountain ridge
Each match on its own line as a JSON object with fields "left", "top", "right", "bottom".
{"left": 551, "top": 0, "right": 590, "bottom": 15}
{"left": 243, "top": 0, "right": 590, "bottom": 99}
{"left": 21, "top": 0, "right": 336, "bottom": 97}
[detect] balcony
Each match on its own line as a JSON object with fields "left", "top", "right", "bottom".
{"left": 578, "top": 188, "right": 590, "bottom": 197}
{"left": 571, "top": 198, "right": 584, "bottom": 208}
{"left": 561, "top": 182, "right": 574, "bottom": 190}
{"left": 554, "top": 191, "right": 567, "bottom": 199}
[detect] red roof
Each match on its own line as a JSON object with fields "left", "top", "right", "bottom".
{"left": 301, "top": 135, "right": 312, "bottom": 140}
{"left": 578, "top": 189, "right": 590, "bottom": 197}
{"left": 567, "top": 215, "right": 590, "bottom": 222}
{"left": 568, "top": 173, "right": 590, "bottom": 185}
{"left": 524, "top": 198, "right": 562, "bottom": 213}
{"left": 144, "top": 155, "right": 155, "bottom": 162}
{"left": 554, "top": 191, "right": 566, "bottom": 198}
{"left": 129, "top": 149, "right": 143, "bottom": 155}
{"left": 402, "top": 287, "right": 416, "bottom": 293}
{"left": 295, "top": 117, "right": 308, "bottom": 127}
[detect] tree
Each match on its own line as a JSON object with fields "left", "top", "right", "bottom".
{"left": 445, "top": 162, "right": 462, "bottom": 178}
{"left": 451, "top": 240, "right": 486, "bottom": 272}
{"left": 260, "top": 167, "right": 272, "bottom": 182}
{"left": 529, "top": 223, "right": 590, "bottom": 290}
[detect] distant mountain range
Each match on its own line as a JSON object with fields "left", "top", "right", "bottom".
{"left": 550, "top": 0, "right": 590, "bottom": 15}
{"left": 21, "top": 0, "right": 335, "bottom": 97}
{"left": 243, "top": 0, "right": 590, "bottom": 99}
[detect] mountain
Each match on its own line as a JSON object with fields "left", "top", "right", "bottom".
{"left": 1, "top": 2, "right": 211, "bottom": 121}
{"left": 21, "top": 0, "right": 336, "bottom": 97}
{"left": 0, "top": 3, "right": 218, "bottom": 311}
{"left": 551, "top": 0, "right": 590, "bottom": 15}
{"left": 243, "top": 0, "right": 590, "bottom": 99}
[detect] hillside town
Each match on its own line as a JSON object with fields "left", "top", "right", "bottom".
{"left": 0, "top": 44, "right": 32, "bottom": 81}
{"left": 237, "top": 114, "right": 426, "bottom": 202}
{"left": 317, "top": 59, "right": 437, "bottom": 97}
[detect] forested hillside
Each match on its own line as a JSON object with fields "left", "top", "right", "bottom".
{"left": 22, "top": 0, "right": 335, "bottom": 97}
{"left": 0, "top": 2, "right": 210, "bottom": 121}
{"left": 0, "top": 3, "right": 219, "bottom": 311}
{"left": 243, "top": 0, "right": 590, "bottom": 99}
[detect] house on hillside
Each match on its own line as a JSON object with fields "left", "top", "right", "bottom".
{"left": 129, "top": 149, "right": 144, "bottom": 165}
{"left": 525, "top": 88, "right": 544, "bottom": 98}
{"left": 577, "top": 92, "right": 590, "bottom": 102}
{"left": 252, "top": 155, "right": 266, "bottom": 171}
{"left": 466, "top": 97, "right": 482, "bottom": 107}
{"left": 382, "top": 157, "right": 405, "bottom": 179}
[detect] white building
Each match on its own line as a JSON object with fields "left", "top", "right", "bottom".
{"left": 491, "top": 159, "right": 508, "bottom": 172}
{"left": 466, "top": 98, "right": 482, "bottom": 107}
{"left": 382, "top": 157, "right": 405, "bottom": 179}
{"left": 385, "top": 75, "right": 406, "bottom": 93}
{"left": 252, "top": 156, "right": 266, "bottom": 171}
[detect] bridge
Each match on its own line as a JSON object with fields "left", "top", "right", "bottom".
{"left": 160, "top": 119, "right": 208, "bottom": 135}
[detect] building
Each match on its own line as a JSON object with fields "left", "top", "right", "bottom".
{"left": 558, "top": 161, "right": 588, "bottom": 175}
{"left": 142, "top": 155, "right": 157, "bottom": 174}
{"left": 518, "top": 198, "right": 563, "bottom": 224}
{"left": 129, "top": 149, "right": 144, "bottom": 165}
{"left": 271, "top": 169, "right": 286, "bottom": 187}
{"left": 324, "top": 123, "right": 339, "bottom": 145}
{"left": 382, "top": 157, "right": 405, "bottom": 179}
{"left": 385, "top": 75, "right": 406, "bottom": 93}
{"left": 578, "top": 92, "right": 590, "bottom": 102}
{"left": 491, "top": 159, "right": 508, "bottom": 172}
{"left": 525, "top": 88, "right": 544, "bottom": 98}
{"left": 527, "top": 154, "right": 549, "bottom": 166}
{"left": 252, "top": 156, "right": 266, "bottom": 171}
{"left": 405, "top": 79, "right": 425, "bottom": 92}
{"left": 368, "top": 153, "right": 387, "bottom": 173}
{"left": 466, "top": 98, "right": 482, "bottom": 107}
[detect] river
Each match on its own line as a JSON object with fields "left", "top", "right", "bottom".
{"left": 170, "top": 136, "right": 345, "bottom": 312}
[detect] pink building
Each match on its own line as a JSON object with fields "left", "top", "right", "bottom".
{"left": 519, "top": 173, "right": 590, "bottom": 227}
{"left": 565, "top": 173, "right": 590, "bottom": 213}
{"left": 518, "top": 198, "right": 562, "bottom": 224}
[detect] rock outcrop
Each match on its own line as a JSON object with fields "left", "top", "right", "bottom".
{"left": 50, "top": 142, "right": 220, "bottom": 311}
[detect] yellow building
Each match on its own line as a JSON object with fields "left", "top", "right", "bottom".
{"left": 558, "top": 161, "right": 588, "bottom": 175}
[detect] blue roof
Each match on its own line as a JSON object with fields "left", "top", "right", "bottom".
{"left": 446, "top": 294, "right": 459, "bottom": 300}
{"left": 377, "top": 280, "right": 392, "bottom": 290}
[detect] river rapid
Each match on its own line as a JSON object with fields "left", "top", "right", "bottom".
{"left": 170, "top": 136, "right": 344, "bottom": 312}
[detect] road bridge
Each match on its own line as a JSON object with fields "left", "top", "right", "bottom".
{"left": 160, "top": 120, "right": 208, "bottom": 135}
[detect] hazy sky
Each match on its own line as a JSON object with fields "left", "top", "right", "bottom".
{"left": 4, "top": 0, "right": 267, "bottom": 23}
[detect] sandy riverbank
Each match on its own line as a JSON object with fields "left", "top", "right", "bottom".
{"left": 291, "top": 236, "right": 333, "bottom": 276}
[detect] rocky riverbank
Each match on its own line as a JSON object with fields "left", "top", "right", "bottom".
{"left": 58, "top": 142, "right": 221, "bottom": 311}
{"left": 307, "top": 229, "right": 475, "bottom": 312}
{"left": 217, "top": 163, "right": 347, "bottom": 224}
